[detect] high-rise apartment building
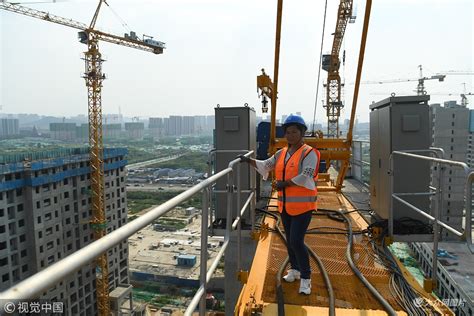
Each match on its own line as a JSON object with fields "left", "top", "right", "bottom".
{"left": 148, "top": 117, "right": 163, "bottom": 138}
{"left": 431, "top": 102, "right": 469, "bottom": 240}
{"left": 182, "top": 116, "right": 195, "bottom": 135}
{"left": 168, "top": 116, "right": 182, "bottom": 136}
{"left": 466, "top": 110, "right": 474, "bottom": 169}
{"left": 0, "top": 118, "right": 20, "bottom": 138}
{"left": 49, "top": 123, "right": 77, "bottom": 141}
{"left": 124, "top": 122, "right": 144, "bottom": 140}
{"left": 155, "top": 115, "right": 215, "bottom": 136}
{"left": 0, "top": 148, "right": 129, "bottom": 315}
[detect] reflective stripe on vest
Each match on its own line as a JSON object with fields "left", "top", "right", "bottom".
{"left": 275, "top": 144, "right": 320, "bottom": 216}
{"left": 277, "top": 196, "right": 318, "bottom": 202}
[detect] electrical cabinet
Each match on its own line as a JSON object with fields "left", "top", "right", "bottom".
{"left": 370, "top": 95, "right": 432, "bottom": 240}
{"left": 214, "top": 106, "right": 256, "bottom": 225}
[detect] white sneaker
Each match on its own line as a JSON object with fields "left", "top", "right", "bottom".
{"left": 299, "top": 278, "right": 311, "bottom": 295}
{"left": 283, "top": 269, "right": 301, "bottom": 283}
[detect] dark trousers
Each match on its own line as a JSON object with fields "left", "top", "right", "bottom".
{"left": 281, "top": 209, "right": 312, "bottom": 279}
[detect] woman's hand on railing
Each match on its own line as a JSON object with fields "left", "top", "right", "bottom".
{"left": 237, "top": 154, "right": 251, "bottom": 163}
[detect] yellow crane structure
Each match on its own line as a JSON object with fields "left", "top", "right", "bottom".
{"left": 257, "top": 0, "right": 363, "bottom": 191}
{"left": 0, "top": 1, "right": 164, "bottom": 315}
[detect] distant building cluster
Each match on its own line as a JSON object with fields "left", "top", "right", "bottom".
{"left": 148, "top": 115, "right": 215, "bottom": 137}
{"left": 44, "top": 115, "right": 215, "bottom": 141}
{"left": 1, "top": 112, "right": 376, "bottom": 141}
{"left": 49, "top": 123, "right": 126, "bottom": 141}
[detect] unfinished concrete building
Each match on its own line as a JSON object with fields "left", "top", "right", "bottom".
{"left": 0, "top": 148, "right": 129, "bottom": 315}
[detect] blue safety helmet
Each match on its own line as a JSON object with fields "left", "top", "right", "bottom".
{"left": 282, "top": 114, "right": 307, "bottom": 132}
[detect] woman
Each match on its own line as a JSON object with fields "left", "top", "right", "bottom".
{"left": 240, "top": 114, "right": 320, "bottom": 295}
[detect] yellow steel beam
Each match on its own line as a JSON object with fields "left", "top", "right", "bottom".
{"left": 269, "top": 0, "right": 284, "bottom": 154}
{"left": 346, "top": 0, "right": 372, "bottom": 142}
{"left": 262, "top": 304, "right": 408, "bottom": 316}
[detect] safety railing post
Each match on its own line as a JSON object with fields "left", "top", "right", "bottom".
{"left": 208, "top": 150, "right": 215, "bottom": 236}
{"left": 236, "top": 163, "right": 242, "bottom": 272}
{"left": 466, "top": 172, "right": 474, "bottom": 253}
{"left": 199, "top": 187, "right": 209, "bottom": 316}
{"left": 250, "top": 190, "right": 256, "bottom": 233}
{"left": 226, "top": 172, "right": 234, "bottom": 238}
{"left": 359, "top": 141, "right": 363, "bottom": 182}
{"left": 389, "top": 154, "right": 394, "bottom": 237}
{"left": 431, "top": 162, "right": 443, "bottom": 288}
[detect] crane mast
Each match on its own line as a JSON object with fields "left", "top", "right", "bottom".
{"left": 1, "top": 2, "right": 164, "bottom": 315}
{"left": 322, "top": 0, "right": 354, "bottom": 138}
{"left": 84, "top": 30, "right": 108, "bottom": 315}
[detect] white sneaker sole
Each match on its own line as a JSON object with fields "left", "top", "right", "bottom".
{"left": 283, "top": 276, "right": 300, "bottom": 283}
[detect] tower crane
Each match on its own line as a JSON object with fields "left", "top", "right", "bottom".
{"left": 322, "top": 0, "right": 355, "bottom": 138}
{"left": 361, "top": 65, "right": 446, "bottom": 95}
{"left": 0, "top": 2, "right": 165, "bottom": 315}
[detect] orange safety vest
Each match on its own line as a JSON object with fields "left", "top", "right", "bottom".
{"left": 275, "top": 143, "right": 320, "bottom": 216}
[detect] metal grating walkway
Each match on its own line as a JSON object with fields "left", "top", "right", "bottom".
{"left": 260, "top": 192, "right": 402, "bottom": 310}
{"left": 235, "top": 188, "right": 453, "bottom": 315}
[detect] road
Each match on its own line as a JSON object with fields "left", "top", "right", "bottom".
{"left": 126, "top": 184, "right": 193, "bottom": 192}
{"left": 127, "top": 154, "right": 183, "bottom": 169}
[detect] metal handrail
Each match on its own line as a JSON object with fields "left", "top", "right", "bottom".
{"left": 185, "top": 152, "right": 256, "bottom": 316}
{"left": 207, "top": 148, "right": 255, "bottom": 236}
{"left": 232, "top": 192, "right": 255, "bottom": 230}
{"left": 389, "top": 150, "right": 473, "bottom": 288}
{"left": 351, "top": 140, "right": 371, "bottom": 186}
{"left": 0, "top": 151, "right": 255, "bottom": 315}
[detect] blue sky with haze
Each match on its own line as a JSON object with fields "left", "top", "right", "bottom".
{"left": 0, "top": 0, "right": 472, "bottom": 123}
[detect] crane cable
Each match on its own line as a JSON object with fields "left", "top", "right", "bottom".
{"left": 336, "top": 209, "right": 398, "bottom": 316}
{"left": 103, "top": 0, "right": 131, "bottom": 32}
{"left": 311, "top": 0, "right": 329, "bottom": 135}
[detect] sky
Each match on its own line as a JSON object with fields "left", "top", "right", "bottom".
{"left": 0, "top": 0, "right": 473, "bottom": 123}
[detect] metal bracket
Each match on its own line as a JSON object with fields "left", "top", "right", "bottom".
{"left": 259, "top": 223, "right": 269, "bottom": 239}
{"left": 226, "top": 184, "right": 235, "bottom": 193}
{"left": 423, "top": 278, "right": 436, "bottom": 293}
{"left": 244, "top": 286, "right": 262, "bottom": 316}
{"left": 383, "top": 236, "right": 393, "bottom": 246}
{"left": 237, "top": 270, "right": 249, "bottom": 284}
{"left": 250, "top": 230, "right": 260, "bottom": 241}
{"left": 372, "top": 227, "right": 383, "bottom": 240}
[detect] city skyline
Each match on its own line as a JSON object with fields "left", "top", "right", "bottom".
{"left": 1, "top": 0, "right": 472, "bottom": 123}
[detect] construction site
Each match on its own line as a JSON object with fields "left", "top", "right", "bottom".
{"left": 0, "top": 0, "right": 473, "bottom": 316}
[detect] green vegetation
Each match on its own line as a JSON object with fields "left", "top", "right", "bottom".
{"left": 153, "top": 218, "right": 187, "bottom": 230}
{"left": 127, "top": 191, "right": 202, "bottom": 214}
{"left": 149, "top": 151, "right": 208, "bottom": 173}
{"left": 126, "top": 147, "right": 156, "bottom": 164}
{"left": 178, "top": 135, "right": 213, "bottom": 145}
{"left": 132, "top": 282, "right": 196, "bottom": 308}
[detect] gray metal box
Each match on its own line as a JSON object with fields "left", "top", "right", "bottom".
{"left": 214, "top": 106, "right": 256, "bottom": 224}
{"left": 370, "top": 96, "right": 432, "bottom": 239}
